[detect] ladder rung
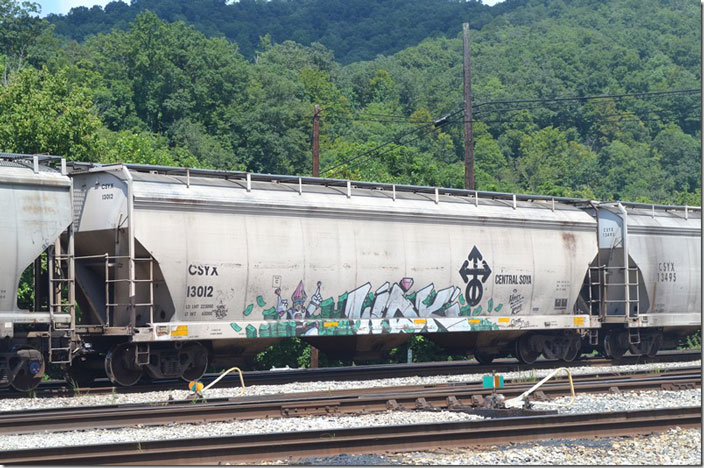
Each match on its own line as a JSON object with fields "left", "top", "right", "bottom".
{"left": 106, "top": 303, "right": 153, "bottom": 307}
{"left": 105, "top": 278, "right": 152, "bottom": 283}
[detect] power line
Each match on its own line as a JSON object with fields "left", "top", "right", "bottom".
{"left": 446, "top": 109, "right": 701, "bottom": 126}
{"left": 343, "top": 107, "right": 699, "bottom": 173}
{"left": 349, "top": 88, "right": 700, "bottom": 125}
{"left": 473, "top": 88, "right": 700, "bottom": 109}
{"left": 325, "top": 87, "right": 701, "bottom": 176}
{"left": 339, "top": 118, "right": 455, "bottom": 174}
{"left": 322, "top": 109, "right": 462, "bottom": 175}
{"left": 357, "top": 112, "right": 416, "bottom": 118}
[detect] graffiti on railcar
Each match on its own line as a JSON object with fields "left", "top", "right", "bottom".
{"left": 230, "top": 277, "right": 504, "bottom": 338}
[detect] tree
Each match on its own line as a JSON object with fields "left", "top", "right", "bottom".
{"left": 652, "top": 124, "right": 700, "bottom": 193}
{"left": 0, "top": 0, "right": 45, "bottom": 84}
{"left": 0, "top": 67, "right": 101, "bottom": 160}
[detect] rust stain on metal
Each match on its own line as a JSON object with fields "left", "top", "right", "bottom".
{"left": 562, "top": 232, "right": 576, "bottom": 251}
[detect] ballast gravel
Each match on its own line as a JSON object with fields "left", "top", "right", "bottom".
{"left": 387, "top": 428, "right": 702, "bottom": 465}
{"left": 0, "top": 388, "right": 700, "bottom": 456}
{"left": 0, "top": 360, "right": 700, "bottom": 465}
{"left": 283, "top": 428, "right": 702, "bottom": 465}
{"left": 0, "top": 359, "right": 699, "bottom": 412}
{"left": 0, "top": 411, "right": 484, "bottom": 452}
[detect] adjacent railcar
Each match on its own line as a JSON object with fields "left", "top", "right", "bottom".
{"left": 585, "top": 203, "right": 701, "bottom": 358}
{"left": 0, "top": 155, "right": 74, "bottom": 390}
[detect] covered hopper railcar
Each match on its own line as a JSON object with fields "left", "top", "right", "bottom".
{"left": 0, "top": 154, "right": 700, "bottom": 390}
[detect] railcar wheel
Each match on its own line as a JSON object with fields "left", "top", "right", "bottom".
{"left": 603, "top": 331, "right": 628, "bottom": 359}
{"left": 105, "top": 343, "right": 143, "bottom": 387}
{"left": 515, "top": 335, "right": 540, "bottom": 364}
{"left": 561, "top": 336, "right": 581, "bottom": 362}
{"left": 9, "top": 347, "right": 45, "bottom": 392}
{"left": 180, "top": 342, "right": 209, "bottom": 382}
{"left": 473, "top": 352, "right": 494, "bottom": 365}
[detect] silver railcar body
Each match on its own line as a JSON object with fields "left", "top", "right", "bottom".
{"left": 70, "top": 164, "right": 601, "bottom": 359}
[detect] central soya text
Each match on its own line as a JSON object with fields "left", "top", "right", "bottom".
{"left": 494, "top": 274, "right": 532, "bottom": 285}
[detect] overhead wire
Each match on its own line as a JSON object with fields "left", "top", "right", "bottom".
{"left": 323, "top": 87, "right": 701, "bottom": 175}
{"left": 322, "top": 108, "right": 462, "bottom": 175}
{"left": 336, "top": 118, "right": 456, "bottom": 174}
{"left": 472, "top": 88, "right": 701, "bottom": 109}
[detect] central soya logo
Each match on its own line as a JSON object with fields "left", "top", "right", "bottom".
{"left": 459, "top": 246, "right": 491, "bottom": 306}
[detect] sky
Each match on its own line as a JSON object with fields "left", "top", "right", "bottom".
{"left": 38, "top": 0, "right": 113, "bottom": 16}
{"left": 37, "top": 0, "right": 506, "bottom": 16}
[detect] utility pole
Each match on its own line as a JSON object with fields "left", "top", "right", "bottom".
{"left": 312, "top": 104, "right": 320, "bottom": 177}
{"left": 311, "top": 103, "right": 321, "bottom": 369}
{"left": 463, "top": 22, "right": 475, "bottom": 190}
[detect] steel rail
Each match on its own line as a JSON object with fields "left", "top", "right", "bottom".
{"left": 0, "top": 370, "right": 698, "bottom": 436}
{"left": 6, "top": 349, "right": 700, "bottom": 399}
{"left": 1, "top": 406, "right": 700, "bottom": 465}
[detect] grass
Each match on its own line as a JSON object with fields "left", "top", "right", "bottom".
{"left": 513, "top": 370, "right": 539, "bottom": 383}
{"left": 68, "top": 378, "right": 83, "bottom": 397}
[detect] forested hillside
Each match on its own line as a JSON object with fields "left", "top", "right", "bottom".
{"left": 0, "top": 0, "right": 700, "bottom": 205}
{"left": 47, "top": 0, "right": 506, "bottom": 63}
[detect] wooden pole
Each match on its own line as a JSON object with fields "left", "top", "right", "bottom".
{"left": 463, "top": 23, "right": 475, "bottom": 190}
{"left": 311, "top": 104, "right": 321, "bottom": 369}
{"left": 312, "top": 104, "right": 320, "bottom": 177}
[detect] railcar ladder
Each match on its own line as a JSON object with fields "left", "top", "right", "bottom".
{"left": 587, "top": 265, "right": 640, "bottom": 319}
{"left": 104, "top": 255, "right": 155, "bottom": 327}
{"left": 628, "top": 328, "right": 641, "bottom": 345}
{"left": 586, "top": 266, "right": 604, "bottom": 316}
{"left": 48, "top": 250, "right": 75, "bottom": 364}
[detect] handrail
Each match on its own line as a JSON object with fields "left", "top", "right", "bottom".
{"left": 66, "top": 161, "right": 702, "bottom": 212}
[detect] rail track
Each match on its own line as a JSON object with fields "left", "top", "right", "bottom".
{"left": 4, "top": 349, "right": 700, "bottom": 399}
{"left": 0, "top": 367, "right": 699, "bottom": 436}
{"left": 1, "top": 406, "right": 700, "bottom": 465}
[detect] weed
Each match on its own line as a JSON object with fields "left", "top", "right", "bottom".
{"left": 68, "top": 378, "right": 82, "bottom": 397}
{"left": 513, "top": 370, "right": 538, "bottom": 383}
{"left": 679, "top": 330, "right": 702, "bottom": 350}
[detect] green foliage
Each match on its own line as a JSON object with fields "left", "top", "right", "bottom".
{"left": 48, "top": 0, "right": 499, "bottom": 64}
{"left": 0, "top": 0, "right": 45, "bottom": 83}
{"left": 679, "top": 330, "right": 701, "bottom": 350}
{"left": 252, "top": 335, "right": 466, "bottom": 369}
{"left": 387, "top": 336, "right": 466, "bottom": 363}
{"left": 252, "top": 338, "right": 350, "bottom": 370}
{"left": 1, "top": 0, "right": 698, "bottom": 204}
{"left": 253, "top": 338, "right": 310, "bottom": 370}
{"left": 16, "top": 263, "right": 33, "bottom": 310}
{"left": 82, "top": 12, "right": 251, "bottom": 135}
{"left": 0, "top": 66, "right": 102, "bottom": 160}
